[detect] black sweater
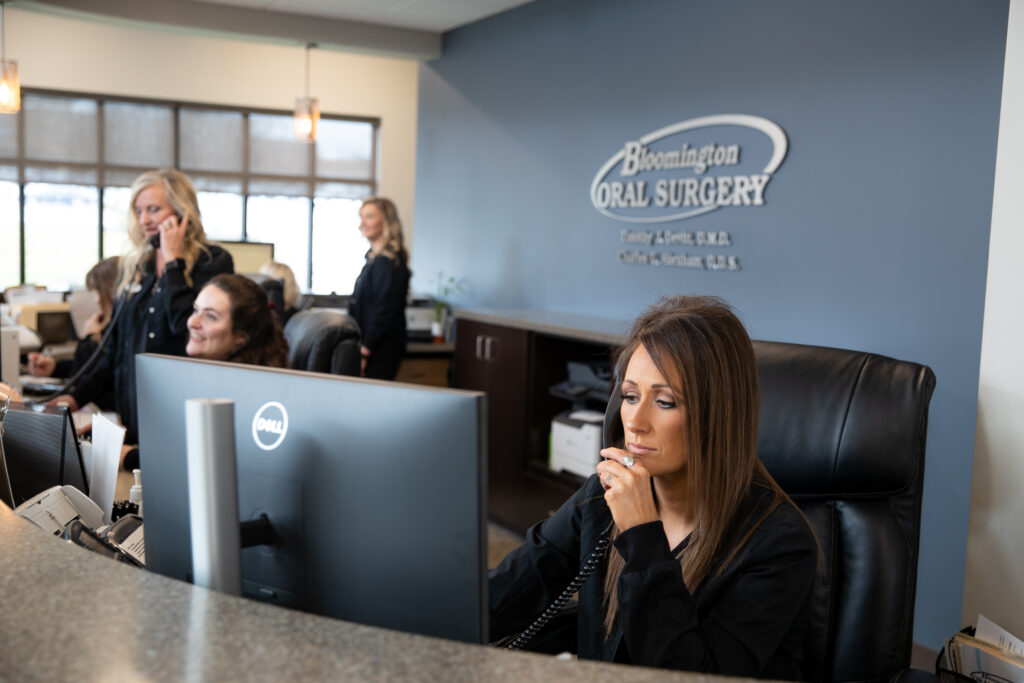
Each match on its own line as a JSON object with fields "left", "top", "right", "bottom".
{"left": 72, "top": 246, "right": 233, "bottom": 443}
{"left": 489, "top": 474, "right": 817, "bottom": 680}
{"left": 347, "top": 252, "right": 409, "bottom": 380}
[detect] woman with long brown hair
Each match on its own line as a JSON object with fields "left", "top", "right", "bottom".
{"left": 185, "top": 274, "right": 288, "bottom": 368}
{"left": 27, "top": 256, "right": 120, "bottom": 410}
{"left": 489, "top": 296, "right": 817, "bottom": 679}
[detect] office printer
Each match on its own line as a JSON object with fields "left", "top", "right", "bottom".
{"left": 549, "top": 361, "right": 612, "bottom": 479}
{"left": 405, "top": 295, "right": 445, "bottom": 341}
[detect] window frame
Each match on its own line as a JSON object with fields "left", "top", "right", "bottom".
{"left": 0, "top": 87, "right": 380, "bottom": 290}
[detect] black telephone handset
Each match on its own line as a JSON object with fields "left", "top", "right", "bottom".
{"left": 147, "top": 213, "right": 184, "bottom": 251}
{"left": 498, "top": 384, "right": 623, "bottom": 650}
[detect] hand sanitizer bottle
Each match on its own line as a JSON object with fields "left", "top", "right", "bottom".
{"left": 130, "top": 468, "right": 143, "bottom": 518}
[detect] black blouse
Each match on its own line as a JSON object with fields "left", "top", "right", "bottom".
{"left": 489, "top": 474, "right": 817, "bottom": 680}
{"left": 347, "top": 252, "right": 409, "bottom": 379}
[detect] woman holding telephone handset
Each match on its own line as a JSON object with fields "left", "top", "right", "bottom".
{"left": 489, "top": 296, "right": 818, "bottom": 679}
{"left": 50, "top": 169, "right": 233, "bottom": 446}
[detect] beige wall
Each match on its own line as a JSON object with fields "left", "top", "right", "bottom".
{"left": 962, "top": 0, "right": 1024, "bottom": 638}
{"left": 5, "top": 7, "right": 420, "bottom": 248}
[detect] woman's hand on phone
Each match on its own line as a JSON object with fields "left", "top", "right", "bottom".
{"left": 158, "top": 214, "right": 187, "bottom": 261}
{"left": 597, "top": 447, "right": 659, "bottom": 531}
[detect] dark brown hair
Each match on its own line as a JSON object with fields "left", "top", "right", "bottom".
{"left": 204, "top": 274, "right": 288, "bottom": 368}
{"left": 85, "top": 256, "right": 120, "bottom": 340}
{"left": 602, "top": 295, "right": 796, "bottom": 636}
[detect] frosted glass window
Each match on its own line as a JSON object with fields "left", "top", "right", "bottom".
{"left": 316, "top": 119, "right": 373, "bottom": 180}
{"left": 25, "top": 165, "right": 98, "bottom": 185}
{"left": 249, "top": 178, "right": 310, "bottom": 197}
{"left": 180, "top": 109, "right": 243, "bottom": 173}
{"left": 246, "top": 195, "right": 310, "bottom": 289}
{"left": 104, "top": 102, "right": 174, "bottom": 167}
{"left": 102, "top": 186, "right": 132, "bottom": 258}
{"left": 104, "top": 169, "right": 145, "bottom": 187}
{"left": 0, "top": 181, "right": 20, "bottom": 289}
{"left": 24, "top": 94, "right": 98, "bottom": 163}
{"left": 0, "top": 114, "right": 15, "bottom": 157}
{"left": 311, "top": 196, "right": 366, "bottom": 294}
{"left": 24, "top": 183, "right": 99, "bottom": 290}
{"left": 249, "top": 114, "right": 310, "bottom": 176}
{"left": 197, "top": 191, "right": 243, "bottom": 241}
{"left": 189, "top": 174, "right": 242, "bottom": 194}
{"left": 316, "top": 181, "right": 371, "bottom": 200}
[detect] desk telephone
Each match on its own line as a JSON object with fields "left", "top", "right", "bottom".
{"left": 498, "top": 386, "right": 624, "bottom": 650}
{"left": 14, "top": 486, "right": 144, "bottom": 566}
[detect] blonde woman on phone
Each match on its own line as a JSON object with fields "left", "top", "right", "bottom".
{"left": 49, "top": 169, "right": 233, "bottom": 444}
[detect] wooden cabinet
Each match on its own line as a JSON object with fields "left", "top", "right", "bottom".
{"left": 453, "top": 316, "right": 615, "bottom": 534}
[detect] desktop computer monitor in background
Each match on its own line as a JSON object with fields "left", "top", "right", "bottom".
{"left": 135, "top": 354, "right": 488, "bottom": 644}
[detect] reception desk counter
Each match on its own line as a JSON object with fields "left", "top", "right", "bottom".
{"left": 0, "top": 502, "right": 750, "bottom": 682}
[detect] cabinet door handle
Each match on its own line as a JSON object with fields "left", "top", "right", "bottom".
{"left": 484, "top": 336, "right": 496, "bottom": 361}
{"left": 475, "top": 334, "right": 485, "bottom": 360}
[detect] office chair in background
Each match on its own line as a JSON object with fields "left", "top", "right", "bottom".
{"left": 754, "top": 340, "right": 938, "bottom": 683}
{"left": 283, "top": 309, "right": 361, "bottom": 377}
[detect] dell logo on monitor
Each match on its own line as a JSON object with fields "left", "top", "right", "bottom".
{"left": 252, "top": 401, "right": 288, "bottom": 451}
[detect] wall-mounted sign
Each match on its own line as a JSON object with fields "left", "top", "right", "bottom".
{"left": 591, "top": 114, "right": 788, "bottom": 223}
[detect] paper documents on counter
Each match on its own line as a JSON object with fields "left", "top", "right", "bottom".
{"left": 977, "top": 615, "right": 1024, "bottom": 659}
{"left": 943, "top": 616, "right": 1024, "bottom": 682}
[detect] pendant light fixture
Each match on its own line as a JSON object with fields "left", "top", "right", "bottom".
{"left": 294, "top": 42, "right": 319, "bottom": 142}
{"left": 0, "top": 0, "right": 20, "bottom": 114}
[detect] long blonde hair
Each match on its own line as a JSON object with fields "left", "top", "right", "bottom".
{"left": 602, "top": 296, "right": 794, "bottom": 636}
{"left": 361, "top": 196, "right": 408, "bottom": 263}
{"left": 259, "top": 259, "right": 300, "bottom": 310}
{"left": 118, "top": 169, "right": 211, "bottom": 293}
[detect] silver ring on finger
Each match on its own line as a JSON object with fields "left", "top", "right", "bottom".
{"left": 604, "top": 473, "right": 613, "bottom": 485}
{"left": 623, "top": 455, "right": 635, "bottom": 468}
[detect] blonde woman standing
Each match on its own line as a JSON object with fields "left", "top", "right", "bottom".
{"left": 348, "top": 197, "right": 411, "bottom": 380}
{"left": 51, "top": 169, "right": 233, "bottom": 444}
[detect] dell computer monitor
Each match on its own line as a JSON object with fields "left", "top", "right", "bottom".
{"left": 1, "top": 403, "right": 88, "bottom": 506}
{"left": 136, "top": 354, "right": 488, "bottom": 644}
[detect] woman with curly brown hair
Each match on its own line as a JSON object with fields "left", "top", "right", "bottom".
{"left": 186, "top": 274, "right": 287, "bottom": 368}
{"left": 489, "top": 295, "right": 818, "bottom": 679}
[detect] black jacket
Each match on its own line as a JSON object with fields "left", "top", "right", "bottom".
{"left": 72, "top": 245, "right": 233, "bottom": 443}
{"left": 52, "top": 337, "right": 115, "bottom": 411}
{"left": 347, "top": 252, "right": 409, "bottom": 380}
{"left": 489, "top": 475, "right": 817, "bottom": 679}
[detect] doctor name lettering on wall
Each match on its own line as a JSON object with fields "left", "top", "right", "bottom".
{"left": 592, "top": 114, "right": 788, "bottom": 272}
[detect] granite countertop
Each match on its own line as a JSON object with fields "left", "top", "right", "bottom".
{"left": 0, "top": 502, "right": 754, "bottom": 682}
{"left": 452, "top": 309, "right": 631, "bottom": 346}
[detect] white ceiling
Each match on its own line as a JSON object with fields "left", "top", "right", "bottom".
{"left": 188, "top": 0, "right": 536, "bottom": 32}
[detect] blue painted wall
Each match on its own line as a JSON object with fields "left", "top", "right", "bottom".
{"left": 413, "top": 0, "right": 1008, "bottom": 648}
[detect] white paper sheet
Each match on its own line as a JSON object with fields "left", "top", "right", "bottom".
{"left": 977, "top": 615, "right": 1024, "bottom": 659}
{"left": 90, "top": 413, "right": 126, "bottom": 524}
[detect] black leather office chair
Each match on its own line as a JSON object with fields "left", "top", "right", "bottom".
{"left": 754, "top": 340, "right": 937, "bottom": 683}
{"left": 283, "top": 309, "right": 361, "bottom": 376}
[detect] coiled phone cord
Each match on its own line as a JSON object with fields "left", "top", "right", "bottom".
{"left": 503, "top": 522, "right": 613, "bottom": 651}
{"left": 33, "top": 262, "right": 143, "bottom": 404}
